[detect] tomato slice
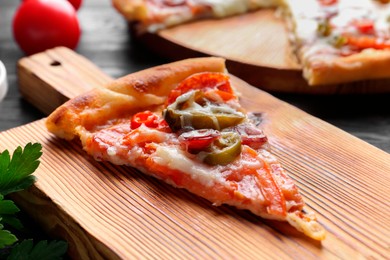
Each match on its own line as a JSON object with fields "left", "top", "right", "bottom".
{"left": 318, "top": 0, "right": 338, "bottom": 6}
{"left": 352, "top": 19, "right": 375, "bottom": 34}
{"left": 130, "top": 111, "right": 170, "bottom": 131}
{"left": 166, "top": 72, "right": 234, "bottom": 105}
{"left": 345, "top": 35, "right": 390, "bottom": 50}
{"left": 178, "top": 129, "right": 221, "bottom": 153}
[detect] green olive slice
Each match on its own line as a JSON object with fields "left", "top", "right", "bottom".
{"left": 164, "top": 108, "right": 244, "bottom": 131}
{"left": 163, "top": 90, "right": 244, "bottom": 131}
{"left": 203, "top": 132, "right": 242, "bottom": 166}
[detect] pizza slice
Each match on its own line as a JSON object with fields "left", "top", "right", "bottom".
{"left": 112, "top": 0, "right": 278, "bottom": 32}
{"left": 282, "top": 0, "right": 390, "bottom": 85}
{"left": 46, "top": 57, "right": 326, "bottom": 240}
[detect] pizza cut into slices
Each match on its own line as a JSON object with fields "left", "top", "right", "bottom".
{"left": 46, "top": 57, "right": 326, "bottom": 240}
{"left": 112, "top": 0, "right": 390, "bottom": 86}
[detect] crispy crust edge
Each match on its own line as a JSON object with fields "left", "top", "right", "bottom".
{"left": 46, "top": 57, "right": 226, "bottom": 140}
{"left": 305, "top": 48, "right": 390, "bottom": 86}
{"left": 112, "top": 0, "right": 149, "bottom": 21}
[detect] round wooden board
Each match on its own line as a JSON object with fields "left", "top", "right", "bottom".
{"left": 137, "top": 9, "right": 390, "bottom": 94}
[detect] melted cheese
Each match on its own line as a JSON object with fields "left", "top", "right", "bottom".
{"left": 153, "top": 145, "right": 223, "bottom": 187}
{"left": 194, "top": 0, "right": 279, "bottom": 17}
{"left": 283, "top": 0, "right": 390, "bottom": 80}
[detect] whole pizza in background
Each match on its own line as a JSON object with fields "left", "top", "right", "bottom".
{"left": 112, "top": 0, "right": 390, "bottom": 86}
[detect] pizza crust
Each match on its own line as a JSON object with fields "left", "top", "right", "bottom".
{"left": 112, "top": 0, "right": 149, "bottom": 22}
{"left": 305, "top": 49, "right": 390, "bottom": 86}
{"left": 46, "top": 57, "right": 226, "bottom": 140}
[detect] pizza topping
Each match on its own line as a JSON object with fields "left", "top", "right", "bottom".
{"left": 159, "top": 0, "right": 186, "bottom": 7}
{"left": 164, "top": 72, "right": 244, "bottom": 132}
{"left": 344, "top": 35, "right": 390, "bottom": 49}
{"left": 224, "top": 123, "right": 268, "bottom": 150}
{"left": 178, "top": 129, "right": 221, "bottom": 153}
{"left": 353, "top": 18, "right": 375, "bottom": 34}
{"left": 318, "top": 0, "right": 338, "bottom": 6}
{"left": 163, "top": 89, "right": 244, "bottom": 131}
{"left": 317, "top": 19, "right": 332, "bottom": 37}
{"left": 131, "top": 111, "right": 160, "bottom": 129}
{"left": 202, "top": 132, "right": 242, "bottom": 166}
{"left": 130, "top": 111, "right": 171, "bottom": 132}
{"left": 166, "top": 72, "right": 234, "bottom": 105}
{"left": 239, "top": 146, "right": 286, "bottom": 216}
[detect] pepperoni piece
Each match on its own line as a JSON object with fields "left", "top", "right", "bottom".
{"left": 166, "top": 72, "right": 235, "bottom": 105}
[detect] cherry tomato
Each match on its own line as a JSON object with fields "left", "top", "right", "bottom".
{"left": 22, "top": 0, "right": 82, "bottom": 11}
{"left": 166, "top": 72, "right": 234, "bottom": 105}
{"left": 13, "top": 0, "right": 81, "bottom": 55}
{"left": 68, "top": 0, "right": 82, "bottom": 10}
{"left": 179, "top": 129, "right": 221, "bottom": 153}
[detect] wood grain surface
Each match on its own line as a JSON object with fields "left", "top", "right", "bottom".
{"left": 137, "top": 8, "right": 390, "bottom": 94}
{"left": 0, "top": 47, "right": 389, "bottom": 259}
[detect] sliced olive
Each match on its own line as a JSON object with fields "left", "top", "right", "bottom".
{"left": 163, "top": 90, "right": 244, "bottom": 132}
{"left": 203, "top": 132, "right": 242, "bottom": 166}
{"left": 164, "top": 108, "right": 244, "bottom": 131}
{"left": 317, "top": 19, "right": 332, "bottom": 37}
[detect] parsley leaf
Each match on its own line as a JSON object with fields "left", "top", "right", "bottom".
{"left": 7, "top": 239, "right": 68, "bottom": 260}
{"left": 0, "top": 222, "right": 18, "bottom": 248}
{"left": 0, "top": 143, "right": 68, "bottom": 258}
{"left": 0, "top": 194, "right": 22, "bottom": 230}
{"left": 0, "top": 143, "right": 42, "bottom": 196}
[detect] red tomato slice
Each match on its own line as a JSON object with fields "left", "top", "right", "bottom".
{"left": 318, "top": 0, "right": 338, "bottom": 5}
{"left": 179, "top": 129, "right": 221, "bottom": 153}
{"left": 353, "top": 19, "right": 375, "bottom": 34}
{"left": 131, "top": 111, "right": 170, "bottom": 131}
{"left": 346, "top": 35, "right": 390, "bottom": 50}
{"left": 166, "top": 72, "right": 234, "bottom": 105}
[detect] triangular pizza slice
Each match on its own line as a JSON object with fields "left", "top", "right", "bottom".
{"left": 46, "top": 57, "right": 326, "bottom": 240}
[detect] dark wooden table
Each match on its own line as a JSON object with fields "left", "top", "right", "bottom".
{"left": 1, "top": 0, "right": 389, "bottom": 155}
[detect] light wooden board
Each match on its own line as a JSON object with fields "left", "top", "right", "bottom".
{"left": 0, "top": 47, "right": 389, "bottom": 259}
{"left": 137, "top": 8, "right": 390, "bottom": 94}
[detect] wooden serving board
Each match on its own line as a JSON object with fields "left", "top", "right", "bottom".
{"left": 137, "top": 8, "right": 390, "bottom": 94}
{"left": 0, "top": 47, "right": 389, "bottom": 259}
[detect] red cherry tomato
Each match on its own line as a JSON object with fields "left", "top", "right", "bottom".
{"left": 13, "top": 0, "right": 81, "bottom": 55}
{"left": 68, "top": 0, "right": 82, "bottom": 10}
{"left": 22, "top": 0, "right": 82, "bottom": 11}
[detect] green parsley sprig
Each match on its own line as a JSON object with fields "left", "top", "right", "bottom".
{"left": 0, "top": 143, "right": 68, "bottom": 259}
